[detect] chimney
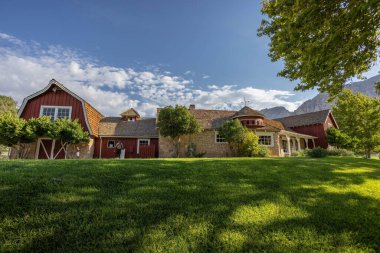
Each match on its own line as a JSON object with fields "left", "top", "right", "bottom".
{"left": 189, "top": 104, "right": 195, "bottom": 110}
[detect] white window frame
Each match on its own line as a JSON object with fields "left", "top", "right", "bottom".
{"left": 256, "top": 132, "right": 274, "bottom": 147}
{"left": 107, "top": 140, "right": 115, "bottom": 148}
{"left": 137, "top": 139, "right": 150, "bottom": 154}
{"left": 215, "top": 131, "right": 227, "bottom": 144}
{"left": 39, "top": 106, "right": 72, "bottom": 121}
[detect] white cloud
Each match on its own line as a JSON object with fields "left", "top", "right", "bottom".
{"left": 202, "top": 75, "right": 210, "bottom": 79}
{"left": 0, "top": 33, "right": 304, "bottom": 117}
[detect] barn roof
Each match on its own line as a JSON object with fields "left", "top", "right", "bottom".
{"left": 275, "top": 110, "right": 333, "bottom": 128}
{"left": 99, "top": 117, "right": 158, "bottom": 138}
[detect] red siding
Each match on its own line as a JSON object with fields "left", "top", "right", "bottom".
{"left": 291, "top": 112, "right": 338, "bottom": 149}
{"left": 96, "top": 137, "right": 159, "bottom": 158}
{"left": 20, "top": 87, "right": 89, "bottom": 133}
{"left": 291, "top": 124, "right": 327, "bottom": 148}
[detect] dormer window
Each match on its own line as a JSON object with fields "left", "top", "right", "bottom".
{"left": 128, "top": 117, "right": 135, "bottom": 122}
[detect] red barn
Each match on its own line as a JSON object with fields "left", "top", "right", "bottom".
{"left": 275, "top": 110, "right": 339, "bottom": 148}
{"left": 16, "top": 79, "right": 103, "bottom": 159}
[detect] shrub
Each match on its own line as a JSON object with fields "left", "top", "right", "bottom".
{"left": 238, "top": 130, "right": 259, "bottom": 157}
{"left": 253, "top": 147, "right": 270, "bottom": 157}
{"left": 327, "top": 149, "right": 355, "bottom": 157}
{"left": 291, "top": 149, "right": 309, "bottom": 157}
{"left": 307, "top": 147, "right": 328, "bottom": 158}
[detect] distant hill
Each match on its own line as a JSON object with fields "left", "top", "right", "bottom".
{"left": 260, "top": 74, "right": 380, "bottom": 119}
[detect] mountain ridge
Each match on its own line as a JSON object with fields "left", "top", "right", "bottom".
{"left": 259, "top": 74, "right": 380, "bottom": 119}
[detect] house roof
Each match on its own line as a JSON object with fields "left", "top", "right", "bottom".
{"left": 99, "top": 117, "right": 158, "bottom": 138}
{"left": 275, "top": 110, "right": 333, "bottom": 128}
{"left": 186, "top": 108, "right": 286, "bottom": 131}
{"left": 120, "top": 108, "right": 140, "bottom": 118}
{"left": 17, "top": 79, "right": 104, "bottom": 137}
{"left": 188, "top": 109, "right": 236, "bottom": 129}
{"left": 232, "top": 106, "right": 264, "bottom": 118}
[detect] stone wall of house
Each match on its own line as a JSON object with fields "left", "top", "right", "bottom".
{"left": 159, "top": 130, "right": 285, "bottom": 158}
{"left": 159, "top": 130, "right": 232, "bottom": 158}
{"left": 265, "top": 132, "right": 282, "bottom": 157}
{"left": 66, "top": 138, "right": 95, "bottom": 159}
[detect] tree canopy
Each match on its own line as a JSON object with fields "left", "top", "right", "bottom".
{"left": 258, "top": 1, "right": 380, "bottom": 95}
{"left": 0, "top": 95, "right": 17, "bottom": 115}
{"left": 333, "top": 90, "right": 380, "bottom": 158}
{"left": 158, "top": 105, "right": 202, "bottom": 157}
{"left": 326, "top": 127, "right": 356, "bottom": 149}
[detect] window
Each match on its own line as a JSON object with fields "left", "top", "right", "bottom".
{"left": 40, "top": 106, "right": 72, "bottom": 122}
{"left": 128, "top": 117, "right": 135, "bottom": 122}
{"left": 107, "top": 140, "right": 115, "bottom": 148}
{"left": 215, "top": 132, "right": 227, "bottom": 143}
{"left": 137, "top": 139, "right": 150, "bottom": 154}
{"left": 258, "top": 135, "right": 272, "bottom": 146}
{"left": 57, "top": 108, "right": 70, "bottom": 119}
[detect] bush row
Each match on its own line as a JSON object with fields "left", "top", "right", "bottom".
{"left": 292, "top": 147, "right": 355, "bottom": 158}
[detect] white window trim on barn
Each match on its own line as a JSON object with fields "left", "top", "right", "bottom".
{"left": 39, "top": 105, "right": 72, "bottom": 121}
{"left": 137, "top": 139, "right": 150, "bottom": 154}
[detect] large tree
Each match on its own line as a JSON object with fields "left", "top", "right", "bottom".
{"left": 333, "top": 90, "right": 380, "bottom": 158}
{"left": 258, "top": 1, "right": 380, "bottom": 95}
{"left": 158, "top": 105, "right": 202, "bottom": 157}
{"left": 218, "top": 119, "right": 247, "bottom": 155}
{"left": 0, "top": 95, "right": 17, "bottom": 115}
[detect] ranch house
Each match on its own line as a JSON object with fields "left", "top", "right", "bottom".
{"left": 14, "top": 79, "right": 338, "bottom": 159}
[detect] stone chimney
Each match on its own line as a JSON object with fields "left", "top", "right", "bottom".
{"left": 189, "top": 104, "right": 195, "bottom": 110}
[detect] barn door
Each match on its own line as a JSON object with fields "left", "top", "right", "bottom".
{"left": 37, "top": 139, "right": 65, "bottom": 159}
{"left": 37, "top": 139, "right": 52, "bottom": 159}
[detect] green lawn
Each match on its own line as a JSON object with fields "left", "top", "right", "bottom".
{"left": 0, "top": 157, "right": 379, "bottom": 252}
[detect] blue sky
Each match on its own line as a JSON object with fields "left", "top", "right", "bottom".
{"left": 0, "top": 1, "right": 377, "bottom": 116}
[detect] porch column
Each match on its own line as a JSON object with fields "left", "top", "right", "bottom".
{"left": 305, "top": 139, "right": 309, "bottom": 149}
{"left": 296, "top": 137, "right": 301, "bottom": 150}
{"left": 292, "top": 138, "right": 296, "bottom": 152}
{"left": 312, "top": 139, "right": 316, "bottom": 148}
{"left": 286, "top": 136, "right": 291, "bottom": 156}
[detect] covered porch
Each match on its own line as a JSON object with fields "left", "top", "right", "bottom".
{"left": 279, "top": 131, "right": 317, "bottom": 157}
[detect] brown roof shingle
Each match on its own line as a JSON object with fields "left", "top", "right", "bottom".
{"left": 99, "top": 117, "right": 158, "bottom": 137}
{"left": 232, "top": 106, "right": 264, "bottom": 118}
{"left": 189, "top": 109, "right": 236, "bottom": 129}
{"left": 275, "top": 110, "right": 331, "bottom": 128}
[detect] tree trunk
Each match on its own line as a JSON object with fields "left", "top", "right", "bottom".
{"left": 366, "top": 149, "right": 371, "bottom": 159}
{"left": 176, "top": 136, "right": 181, "bottom": 158}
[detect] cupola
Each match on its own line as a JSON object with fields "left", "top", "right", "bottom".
{"left": 120, "top": 108, "right": 140, "bottom": 121}
{"left": 232, "top": 106, "right": 265, "bottom": 128}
